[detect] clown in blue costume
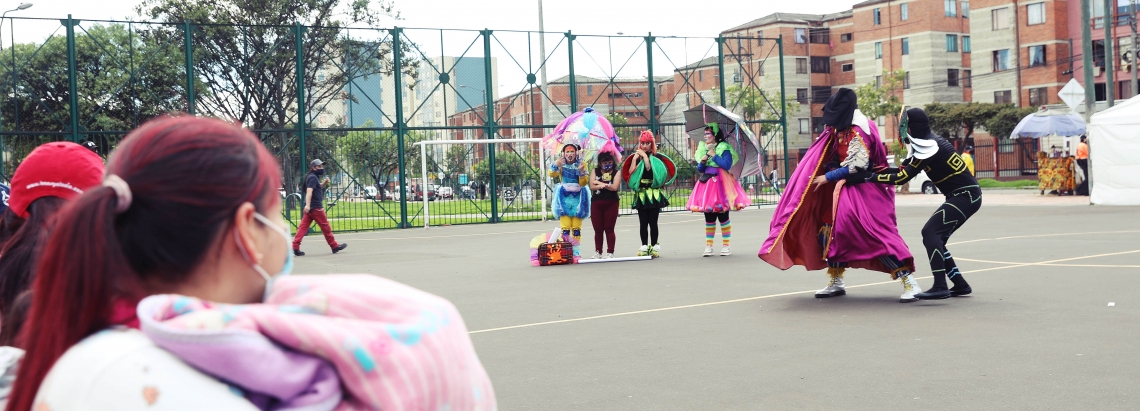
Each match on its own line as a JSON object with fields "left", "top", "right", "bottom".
{"left": 549, "top": 143, "right": 591, "bottom": 244}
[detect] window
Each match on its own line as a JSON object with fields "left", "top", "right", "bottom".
{"left": 993, "top": 8, "right": 1011, "bottom": 29}
{"left": 811, "top": 86, "right": 832, "bottom": 103}
{"left": 998, "top": 139, "right": 1015, "bottom": 153}
{"left": 902, "top": 38, "right": 910, "bottom": 55}
{"left": 809, "top": 28, "right": 830, "bottom": 44}
{"left": 1092, "top": 40, "right": 1105, "bottom": 67}
{"left": 811, "top": 56, "right": 831, "bottom": 73}
{"left": 813, "top": 117, "right": 826, "bottom": 134}
{"left": 699, "top": 71, "right": 703, "bottom": 82}
{"left": 875, "top": 42, "right": 883, "bottom": 59}
{"left": 1029, "top": 87, "right": 1048, "bottom": 106}
{"left": 317, "top": 74, "right": 326, "bottom": 81}
{"left": 875, "top": 75, "right": 883, "bottom": 87}
{"left": 1029, "top": 45, "right": 1046, "bottom": 67}
{"left": 1027, "top": 3, "right": 1045, "bottom": 25}
{"left": 962, "top": 1, "right": 970, "bottom": 18}
{"left": 842, "top": 63, "right": 854, "bottom": 72}
{"left": 964, "top": 69, "right": 972, "bottom": 87}
{"left": 874, "top": 8, "right": 881, "bottom": 25}
{"left": 795, "top": 28, "right": 807, "bottom": 44}
{"left": 904, "top": 72, "right": 910, "bottom": 89}
{"left": 994, "top": 90, "right": 1013, "bottom": 104}
{"left": 947, "top": 35, "right": 959, "bottom": 52}
{"left": 948, "top": 69, "right": 960, "bottom": 87}
{"left": 796, "top": 88, "right": 809, "bottom": 104}
{"left": 963, "top": 36, "right": 971, "bottom": 52}
{"left": 587, "top": 85, "right": 593, "bottom": 95}
{"left": 841, "top": 33, "right": 853, "bottom": 42}
{"left": 799, "top": 118, "right": 810, "bottom": 134}
{"left": 993, "top": 49, "right": 1011, "bottom": 71}
{"left": 901, "top": 3, "right": 909, "bottom": 20}
{"left": 796, "top": 58, "right": 808, "bottom": 74}
{"left": 945, "top": 0, "right": 957, "bottom": 17}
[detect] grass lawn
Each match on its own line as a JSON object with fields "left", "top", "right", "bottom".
{"left": 977, "top": 178, "right": 1038, "bottom": 188}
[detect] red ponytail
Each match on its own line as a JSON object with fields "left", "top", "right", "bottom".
{"left": 5, "top": 115, "right": 281, "bottom": 411}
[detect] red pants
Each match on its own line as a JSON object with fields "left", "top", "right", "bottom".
{"left": 590, "top": 199, "right": 619, "bottom": 253}
{"left": 292, "top": 208, "right": 339, "bottom": 250}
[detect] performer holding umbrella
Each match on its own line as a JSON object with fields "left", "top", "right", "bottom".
{"left": 682, "top": 105, "right": 760, "bottom": 257}
{"left": 541, "top": 108, "right": 622, "bottom": 255}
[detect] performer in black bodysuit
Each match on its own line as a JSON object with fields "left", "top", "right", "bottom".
{"left": 849, "top": 108, "right": 981, "bottom": 300}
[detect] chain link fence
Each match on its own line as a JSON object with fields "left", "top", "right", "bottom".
{"left": 0, "top": 16, "right": 790, "bottom": 231}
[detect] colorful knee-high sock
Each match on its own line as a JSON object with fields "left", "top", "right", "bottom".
{"left": 720, "top": 220, "right": 732, "bottom": 246}
{"left": 705, "top": 222, "right": 716, "bottom": 246}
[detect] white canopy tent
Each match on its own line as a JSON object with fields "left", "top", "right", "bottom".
{"left": 1087, "top": 95, "right": 1140, "bottom": 205}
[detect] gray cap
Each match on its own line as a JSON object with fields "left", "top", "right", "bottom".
{"left": 310, "top": 159, "right": 324, "bottom": 168}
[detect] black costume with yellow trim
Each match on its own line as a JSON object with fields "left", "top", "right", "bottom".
{"left": 852, "top": 108, "right": 980, "bottom": 299}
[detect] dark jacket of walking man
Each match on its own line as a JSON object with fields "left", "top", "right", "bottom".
{"left": 292, "top": 159, "right": 348, "bottom": 256}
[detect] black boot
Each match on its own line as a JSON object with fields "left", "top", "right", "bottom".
{"left": 949, "top": 275, "right": 972, "bottom": 297}
{"left": 915, "top": 286, "right": 951, "bottom": 300}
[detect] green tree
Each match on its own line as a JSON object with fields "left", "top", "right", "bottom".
{"left": 855, "top": 69, "right": 907, "bottom": 129}
{"left": 0, "top": 24, "right": 192, "bottom": 172}
{"left": 657, "top": 146, "right": 697, "bottom": 182}
{"left": 605, "top": 112, "right": 635, "bottom": 141}
{"left": 474, "top": 152, "right": 533, "bottom": 189}
{"left": 983, "top": 105, "right": 1036, "bottom": 140}
{"left": 926, "top": 102, "right": 1001, "bottom": 140}
{"left": 336, "top": 120, "right": 428, "bottom": 193}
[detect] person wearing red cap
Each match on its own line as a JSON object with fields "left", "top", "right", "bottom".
{"left": 0, "top": 142, "right": 104, "bottom": 327}
{"left": 292, "top": 159, "right": 347, "bottom": 256}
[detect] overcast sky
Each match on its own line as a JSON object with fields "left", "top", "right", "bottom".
{"left": 3, "top": 0, "right": 860, "bottom": 93}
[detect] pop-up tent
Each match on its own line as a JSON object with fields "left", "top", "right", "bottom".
{"left": 1086, "top": 95, "right": 1140, "bottom": 205}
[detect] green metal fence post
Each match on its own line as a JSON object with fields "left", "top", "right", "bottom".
{"left": 777, "top": 35, "right": 789, "bottom": 181}
{"left": 392, "top": 27, "right": 410, "bottom": 228}
{"left": 716, "top": 37, "right": 727, "bottom": 106}
{"left": 646, "top": 33, "right": 657, "bottom": 135}
{"left": 184, "top": 20, "right": 195, "bottom": 114}
{"left": 294, "top": 23, "right": 307, "bottom": 207}
{"left": 483, "top": 29, "right": 499, "bottom": 222}
{"left": 566, "top": 31, "right": 577, "bottom": 112}
{"left": 64, "top": 15, "right": 80, "bottom": 143}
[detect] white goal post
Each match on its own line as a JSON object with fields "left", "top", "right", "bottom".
{"left": 412, "top": 138, "right": 546, "bottom": 229}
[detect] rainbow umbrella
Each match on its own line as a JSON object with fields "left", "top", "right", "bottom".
{"left": 541, "top": 108, "right": 622, "bottom": 163}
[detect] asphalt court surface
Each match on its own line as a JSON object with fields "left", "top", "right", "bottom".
{"left": 295, "top": 192, "right": 1139, "bottom": 410}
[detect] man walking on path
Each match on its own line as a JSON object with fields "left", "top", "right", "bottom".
{"left": 293, "top": 159, "right": 348, "bottom": 256}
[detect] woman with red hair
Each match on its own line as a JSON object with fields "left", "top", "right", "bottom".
{"left": 5, "top": 116, "right": 493, "bottom": 411}
{"left": 621, "top": 131, "right": 676, "bottom": 258}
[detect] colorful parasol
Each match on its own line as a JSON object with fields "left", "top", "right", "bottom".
{"left": 541, "top": 108, "right": 622, "bottom": 163}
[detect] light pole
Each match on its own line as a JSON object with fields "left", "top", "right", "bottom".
{"left": 0, "top": 3, "right": 32, "bottom": 51}
{"left": 459, "top": 84, "right": 486, "bottom": 105}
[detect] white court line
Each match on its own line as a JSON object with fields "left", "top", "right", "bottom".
{"left": 948, "top": 230, "right": 1140, "bottom": 246}
{"left": 468, "top": 247, "right": 1140, "bottom": 335}
{"left": 956, "top": 257, "right": 1140, "bottom": 268}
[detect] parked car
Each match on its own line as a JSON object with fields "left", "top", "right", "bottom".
{"left": 363, "top": 186, "right": 378, "bottom": 200}
{"left": 460, "top": 185, "right": 476, "bottom": 199}
{"left": 438, "top": 186, "right": 454, "bottom": 199}
{"left": 886, "top": 156, "right": 938, "bottom": 194}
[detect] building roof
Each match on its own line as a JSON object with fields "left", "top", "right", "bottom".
{"left": 722, "top": 10, "right": 851, "bottom": 33}
{"left": 852, "top": 0, "right": 892, "bottom": 9}
{"left": 550, "top": 75, "right": 671, "bottom": 84}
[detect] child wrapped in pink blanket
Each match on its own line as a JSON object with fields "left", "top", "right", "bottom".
{"left": 136, "top": 274, "right": 496, "bottom": 411}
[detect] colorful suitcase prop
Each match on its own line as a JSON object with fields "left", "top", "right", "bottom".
{"left": 529, "top": 228, "right": 581, "bottom": 266}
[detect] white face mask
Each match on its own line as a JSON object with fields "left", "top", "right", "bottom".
{"left": 236, "top": 213, "right": 294, "bottom": 303}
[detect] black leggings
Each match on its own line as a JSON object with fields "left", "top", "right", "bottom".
{"left": 638, "top": 208, "right": 661, "bottom": 246}
{"left": 703, "top": 212, "right": 729, "bottom": 223}
{"left": 922, "top": 186, "right": 982, "bottom": 289}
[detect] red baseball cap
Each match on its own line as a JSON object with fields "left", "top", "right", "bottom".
{"left": 8, "top": 142, "right": 105, "bottom": 218}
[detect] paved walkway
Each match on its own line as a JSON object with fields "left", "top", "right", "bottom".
{"left": 294, "top": 193, "right": 1134, "bottom": 410}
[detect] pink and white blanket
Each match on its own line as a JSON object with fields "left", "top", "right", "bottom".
{"left": 137, "top": 274, "right": 496, "bottom": 411}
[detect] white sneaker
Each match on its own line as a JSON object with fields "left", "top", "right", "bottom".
{"left": 899, "top": 274, "right": 922, "bottom": 303}
{"left": 720, "top": 246, "right": 732, "bottom": 256}
{"left": 637, "top": 245, "right": 650, "bottom": 256}
{"left": 815, "top": 276, "right": 846, "bottom": 298}
{"left": 592, "top": 252, "right": 602, "bottom": 259}
{"left": 603, "top": 253, "right": 614, "bottom": 259}
{"left": 703, "top": 245, "right": 714, "bottom": 257}
{"left": 651, "top": 243, "right": 661, "bottom": 258}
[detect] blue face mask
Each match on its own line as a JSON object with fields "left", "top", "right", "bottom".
{"left": 249, "top": 213, "right": 294, "bottom": 302}
{"left": 314, "top": 168, "right": 325, "bottom": 176}
{"left": 602, "top": 163, "right": 614, "bottom": 171}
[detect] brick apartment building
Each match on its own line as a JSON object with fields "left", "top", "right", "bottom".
{"left": 1068, "top": 0, "right": 1139, "bottom": 101}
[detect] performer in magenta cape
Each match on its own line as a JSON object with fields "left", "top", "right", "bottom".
{"left": 758, "top": 88, "right": 920, "bottom": 303}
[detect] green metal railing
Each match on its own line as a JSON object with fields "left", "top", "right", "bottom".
{"left": 0, "top": 16, "right": 789, "bottom": 232}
